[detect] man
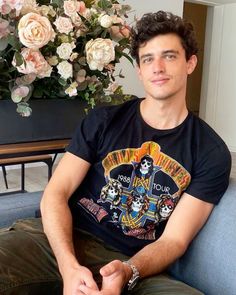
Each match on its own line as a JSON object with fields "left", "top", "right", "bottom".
{"left": 0, "top": 11, "right": 231, "bottom": 295}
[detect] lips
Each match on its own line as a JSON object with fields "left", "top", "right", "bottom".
{"left": 151, "top": 77, "right": 170, "bottom": 85}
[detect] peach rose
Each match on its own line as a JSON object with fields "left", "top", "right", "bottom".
{"left": 13, "top": 47, "right": 52, "bottom": 78}
{"left": 18, "top": 12, "right": 55, "bottom": 49}
{"left": 20, "top": 0, "right": 38, "bottom": 15}
{"left": 54, "top": 16, "right": 73, "bottom": 34}
{"left": 64, "top": 0, "right": 86, "bottom": 16}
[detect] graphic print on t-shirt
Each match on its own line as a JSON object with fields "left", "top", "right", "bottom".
{"left": 79, "top": 141, "right": 191, "bottom": 240}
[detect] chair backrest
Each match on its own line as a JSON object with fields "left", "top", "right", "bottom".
{"left": 169, "top": 178, "right": 236, "bottom": 295}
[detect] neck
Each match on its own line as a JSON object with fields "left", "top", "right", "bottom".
{"left": 140, "top": 97, "right": 188, "bottom": 130}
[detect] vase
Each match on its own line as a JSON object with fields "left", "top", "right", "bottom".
{"left": 0, "top": 99, "right": 87, "bottom": 145}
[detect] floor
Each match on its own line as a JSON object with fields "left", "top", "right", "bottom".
{"left": 1, "top": 153, "right": 236, "bottom": 194}
{"left": 0, "top": 155, "right": 62, "bottom": 194}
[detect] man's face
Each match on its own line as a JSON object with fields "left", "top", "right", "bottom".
{"left": 137, "top": 33, "right": 197, "bottom": 102}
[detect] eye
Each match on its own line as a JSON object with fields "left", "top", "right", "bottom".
{"left": 164, "top": 54, "right": 176, "bottom": 60}
{"left": 142, "top": 56, "right": 153, "bottom": 64}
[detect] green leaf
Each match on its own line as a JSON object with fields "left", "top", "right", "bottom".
{"left": 58, "top": 78, "right": 67, "bottom": 86}
{"left": 8, "top": 35, "right": 21, "bottom": 50}
{"left": 16, "top": 102, "right": 32, "bottom": 117}
{"left": 50, "top": 0, "right": 63, "bottom": 8}
{"left": 32, "top": 87, "right": 44, "bottom": 98}
{"left": 120, "top": 51, "right": 134, "bottom": 65}
{"left": 88, "top": 83, "right": 96, "bottom": 93}
{"left": 97, "top": 0, "right": 112, "bottom": 10}
{"left": 77, "top": 80, "right": 88, "bottom": 91}
{"left": 14, "top": 52, "right": 24, "bottom": 67}
{"left": 0, "top": 38, "right": 8, "bottom": 51}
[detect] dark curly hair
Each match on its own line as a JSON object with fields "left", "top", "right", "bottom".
{"left": 130, "top": 11, "right": 198, "bottom": 65}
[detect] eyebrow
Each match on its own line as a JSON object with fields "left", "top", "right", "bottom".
{"left": 162, "top": 50, "right": 180, "bottom": 55}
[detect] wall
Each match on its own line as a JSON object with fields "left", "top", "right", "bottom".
{"left": 200, "top": 3, "right": 236, "bottom": 151}
{"left": 116, "top": 0, "right": 184, "bottom": 98}
{"left": 183, "top": 2, "right": 207, "bottom": 116}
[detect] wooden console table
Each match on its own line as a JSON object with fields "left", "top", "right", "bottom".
{"left": 0, "top": 139, "right": 70, "bottom": 195}
{"left": 0, "top": 139, "right": 70, "bottom": 160}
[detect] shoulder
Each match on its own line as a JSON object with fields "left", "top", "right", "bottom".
{"left": 185, "top": 113, "right": 231, "bottom": 204}
{"left": 189, "top": 113, "right": 230, "bottom": 156}
{"left": 90, "top": 95, "right": 140, "bottom": 119}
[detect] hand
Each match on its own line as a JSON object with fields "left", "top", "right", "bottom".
{"left": 78, "top": 260, "right": 131, "bottom": 295}
{"left": 63, "top": 264, "right": 99, "bottom": 295}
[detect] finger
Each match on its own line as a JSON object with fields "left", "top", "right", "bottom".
{"left": 100, "top": 260, "right": 121, "bottom": 277}
{"left": 78, "top": 284, "right": 98, "bottom": 295}
{"left": 84, "top": 277, "right": 99, "bottom": 290}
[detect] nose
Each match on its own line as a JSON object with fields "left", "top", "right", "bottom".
{"left": 153, "top": 57, "right": 165, "bottom": 74}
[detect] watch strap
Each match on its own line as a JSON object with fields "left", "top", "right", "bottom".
{"left": 123, "top": 260, "right": 140, "bottom": 290}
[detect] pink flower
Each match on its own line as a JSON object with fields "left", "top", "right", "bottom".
{"left": 0, "top": 18, "right": 10, "bottom": 39}
{"left": 0, "top": 0, "right": 23, "bottom": 12}
{"left": 11, "top": 85, "right": 30, "bottom": 103}
{"left": 54, "top": 16, "right": 73, "bottom": 34}
{"left": 13, "top": 47, "right": 52, "bottom": 78}
{"left": 109, "top": 17, "right": 130, "bottom": 41}
{"left": 0, "top": 3, "right": 11, "bottom": 15}
{"left": 110, "top": 24, "right": 130, "bottom": 41}
{"left": 64, "top": 0, "right": 86, "bottom": 16}
{"left": 18, "top": 12, "right": 55, "bottom": 49}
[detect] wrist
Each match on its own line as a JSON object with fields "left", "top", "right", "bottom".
{"left": 122, "top": 260, "right": 140, "bottom": 291}
{"left": 58, "top": 253, "right": 81, "bottom": 277}
{"left": 122, "top": 261, "right": 133, "bottom": 284}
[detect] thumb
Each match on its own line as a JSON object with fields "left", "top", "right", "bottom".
{"left": 100, "top": 260, "right": 121, "bottom": 277}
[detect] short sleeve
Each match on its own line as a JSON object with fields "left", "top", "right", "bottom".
{"left": 66, "top": 108, "right": 105, "bottom": 164}
{"left": 186, "top": 143, "right": 231, "bottom": 204}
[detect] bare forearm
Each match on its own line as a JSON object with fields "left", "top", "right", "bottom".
{"left": 129, "top": 236, "right": 187, "bottom": 278}
{"left": 40, "top": 188, "right": 80, "bottom": 275}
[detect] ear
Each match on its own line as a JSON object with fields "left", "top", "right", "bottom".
{"left": 187, "top": 55, "right": 197, "bottom": 75}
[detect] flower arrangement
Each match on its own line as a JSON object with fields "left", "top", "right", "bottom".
{"left": 0, "top": 0, "right": 132, "bottom": 116}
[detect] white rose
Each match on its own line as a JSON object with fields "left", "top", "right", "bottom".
{"left": 57, "top": 42, "right": 75, "bottom": 60}
{"left": 65, "top": 81, "right": 78, "bottom": 97}
{"left": 99, "top": 14, "right": 113, "bottom": 28}
{"left": 57, "top": 60, "right": 73, "bottom": 79}
{"left": 85, "top": 38, "right": 115, "bottom": 71}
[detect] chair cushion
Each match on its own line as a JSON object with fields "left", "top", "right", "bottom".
{"left": 0, "top": 191, "right": 42, "bottom": 228}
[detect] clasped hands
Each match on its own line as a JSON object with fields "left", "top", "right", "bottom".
{"left": 63, "top": 259, "right": 131, "bottom": 295}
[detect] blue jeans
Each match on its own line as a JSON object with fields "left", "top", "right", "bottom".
{"left": 0, "top": 218, "right": 203, "bottom": 295}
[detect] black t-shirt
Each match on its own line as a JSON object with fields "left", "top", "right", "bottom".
{"left": 67, "top": 97, "right": 231, "bottom": 256}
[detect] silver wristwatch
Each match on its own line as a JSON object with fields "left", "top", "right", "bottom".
{"left": 123, "top": 260, "right": 140, "bottom": 290}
